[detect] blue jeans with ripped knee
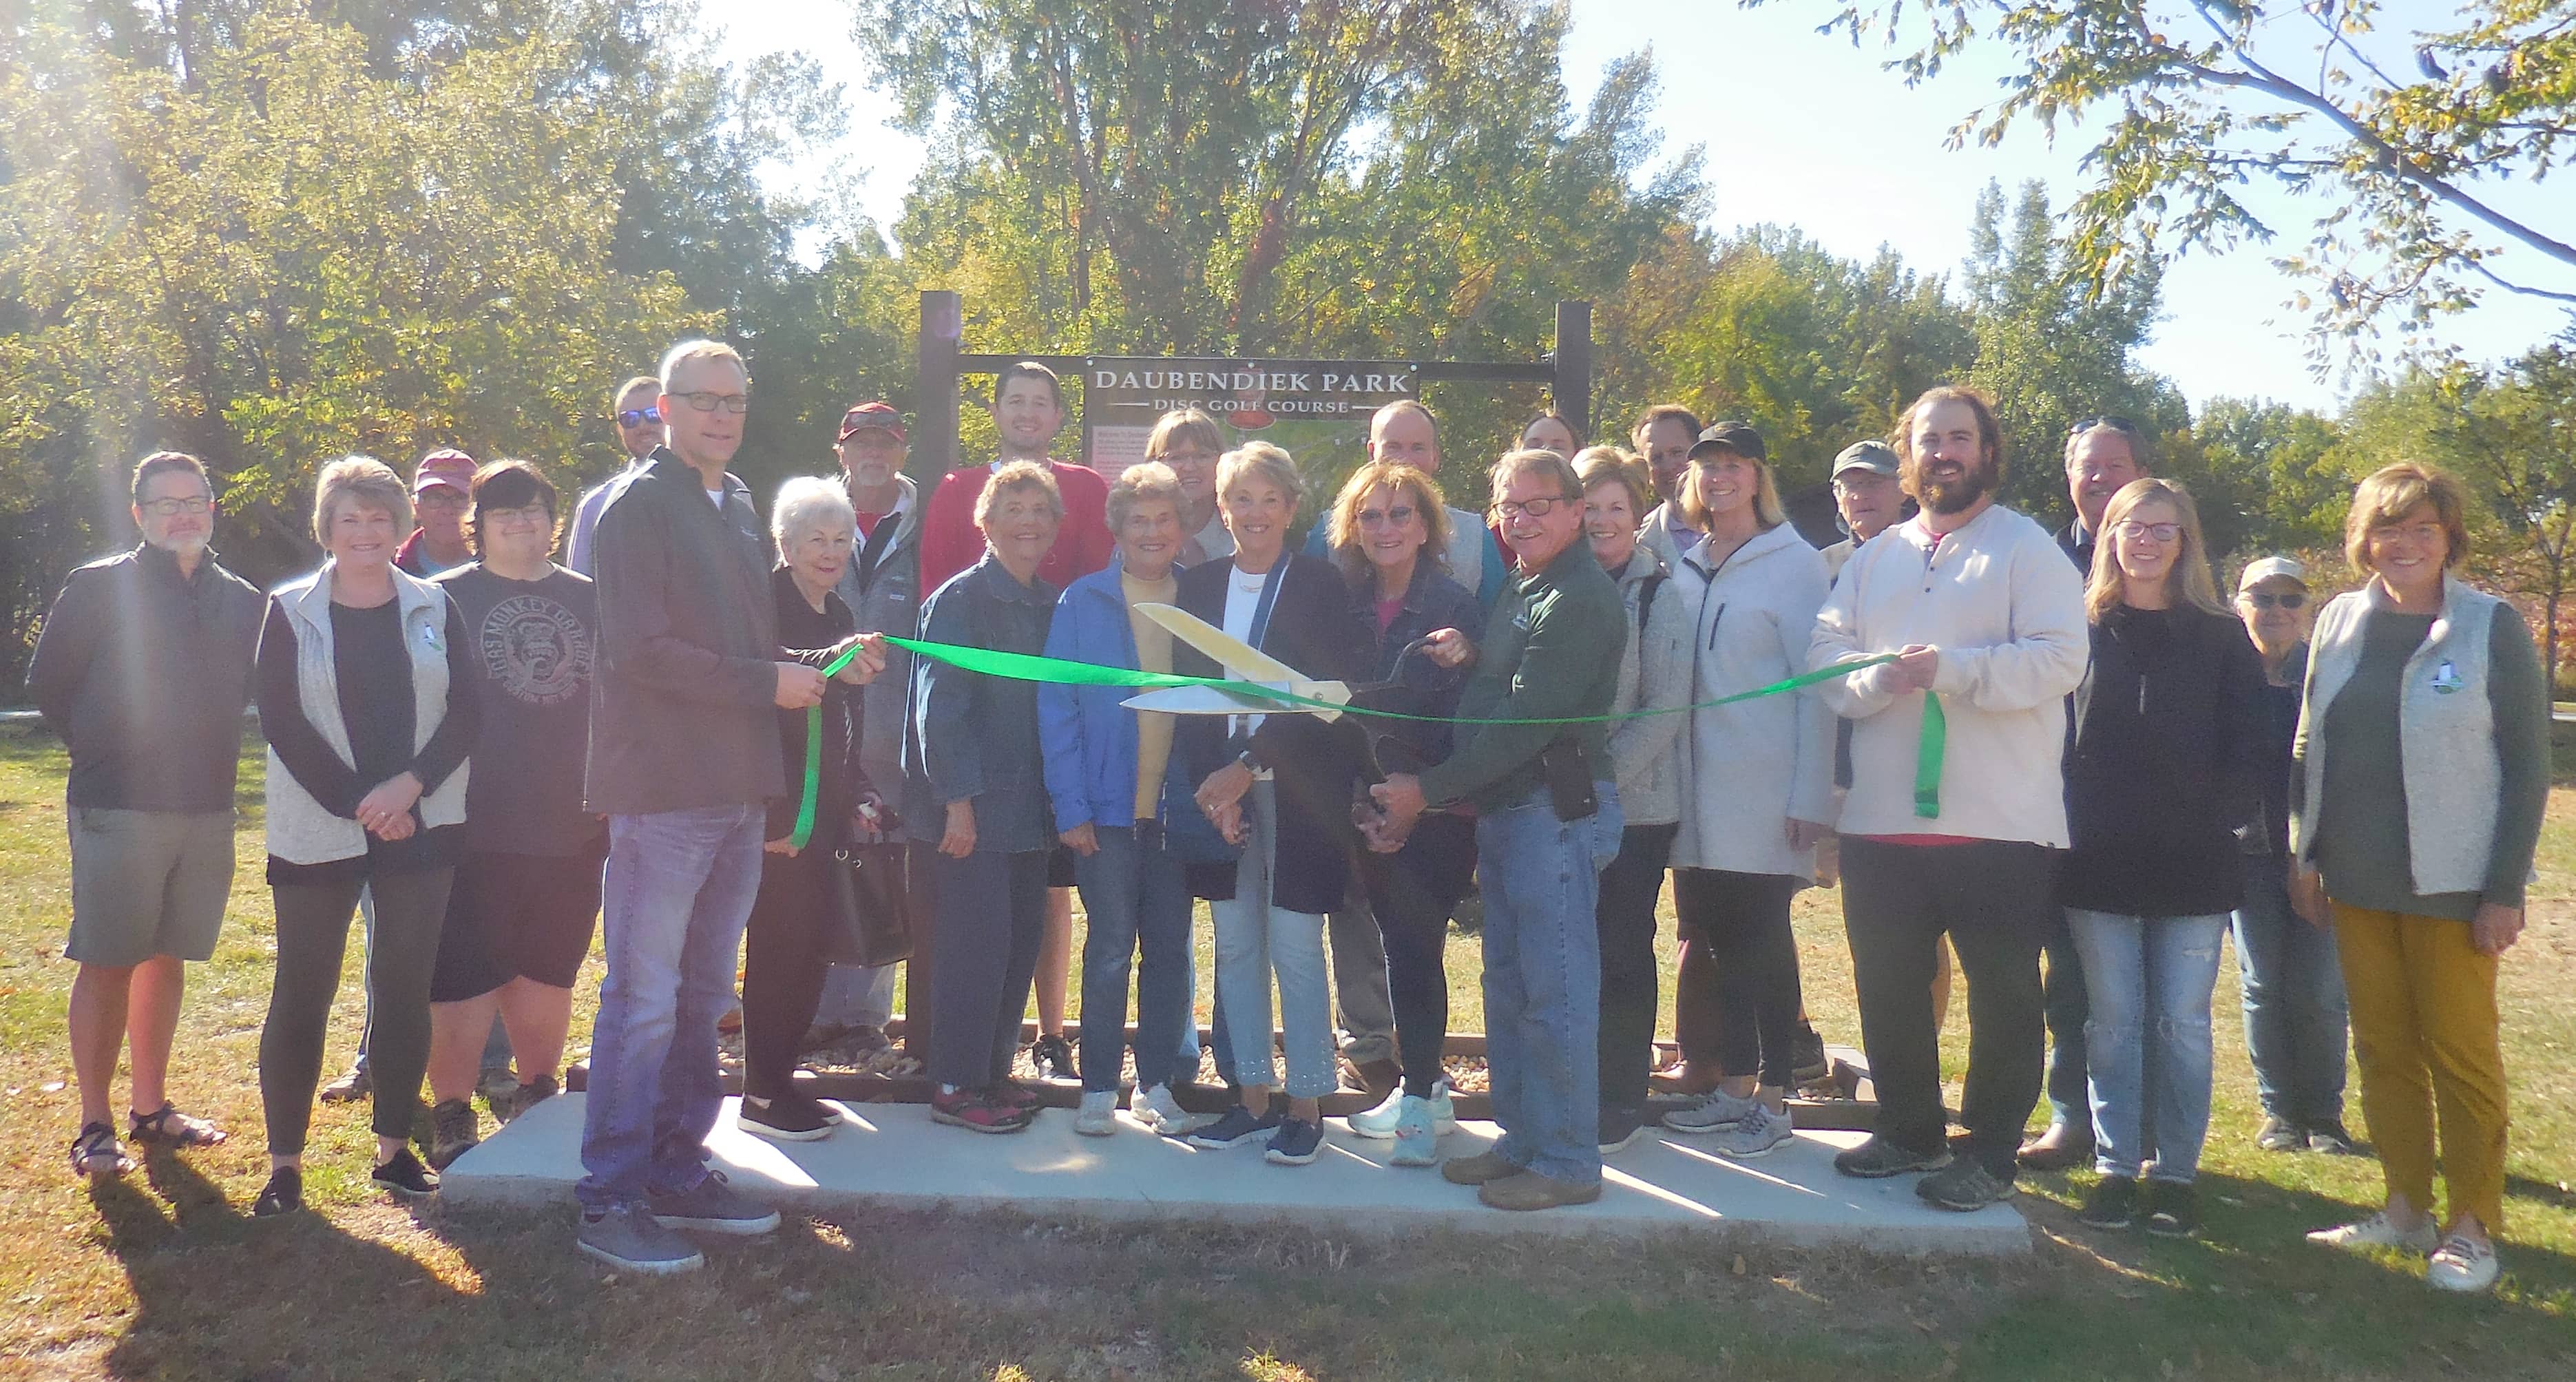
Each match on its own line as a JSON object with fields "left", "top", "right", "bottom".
{"left": 2066, "top": 908, "right": 2228, "bottom": 1183}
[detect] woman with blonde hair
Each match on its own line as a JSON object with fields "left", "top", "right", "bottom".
{"left": 1326, "top": 459, "right": 1481, "bottom": 1164}
{"left": 2295, "top": 463, "right": 2547, "bottom": 1293}
{"left": 2060, "top": 478, "right": 2265, "bottom": 1237}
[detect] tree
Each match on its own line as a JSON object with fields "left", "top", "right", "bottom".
{"left": 1768, "top": 0, "right": 2576, "bottom": 359}
{"left": 2439, "top": 345, "right": 2576, "bottom": 682}
{"left": 2193, "top": 396, "right": 2352, "bottom": 561}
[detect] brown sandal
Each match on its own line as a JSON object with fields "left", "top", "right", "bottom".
{"left": 72, "top": 1122, "right": 133, "bottom": 1180}
{"left": 128, "top": 1101, "right": 227, "bottom": 1149}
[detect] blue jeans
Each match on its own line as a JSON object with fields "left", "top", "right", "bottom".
{"left": 2042, "top": 911, "right": 2091, "bottom": 1127}
{"left": 2231, "top": 855, "right": 2349, "bottom": 1128}
{"left": 2066, "top": 908, "right": 2227, "bottom": 1183}
{"left": 577, "top": 804, "right": 766, "bottom": 1213}
{"left": 1478, "top": 782, "right": 1620, "bottom": 1186}
{"left": 1075, "top": 822, "right": 1194, "bottom": 1093}
{"left": 1212, "top": 779, "right": 1336, "bottom": 1100}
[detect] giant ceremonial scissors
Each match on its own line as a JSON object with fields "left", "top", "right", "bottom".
{"left": 1116, "top": 603, "right": 1354, "bottom": 721}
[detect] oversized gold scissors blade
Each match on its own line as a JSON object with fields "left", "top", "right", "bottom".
{"left": 1131, "top": 603, "right": 1348, "bottom": 720}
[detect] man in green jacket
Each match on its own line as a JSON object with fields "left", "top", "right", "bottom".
{"left": 1372, "top": 448, "right": 1626, "bottom": 1209}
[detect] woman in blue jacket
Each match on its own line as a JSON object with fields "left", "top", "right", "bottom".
{"left": 1039, "top": 463, "right": 1203, "bottom": 1138}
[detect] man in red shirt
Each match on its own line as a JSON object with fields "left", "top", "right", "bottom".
{"left": 915, "top": 360, "right": 1112, "bottom": 1080}
{"left": 917, "top": 362, "right": 1113, "bottom": 592}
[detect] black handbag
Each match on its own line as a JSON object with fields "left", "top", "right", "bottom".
{"left": 819, "top": 841, "right": 914, "bottom": 967}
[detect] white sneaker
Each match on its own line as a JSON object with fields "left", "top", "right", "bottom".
{"left": 2428, "top": 1233, "right": 2501, "bottom": 1293}
{"left": 1390, "top": 1096, "right": 1440, "bottom": 1167}
{"left": 1074, "top": 1090, "right": 1117, "bottom": 1137}
{"left": 2307, "top": 1211, "right": 2441, "bottom": 1255}
{"left": 1350, "top": 1078, "right": 1454, "bottom": 1139}
{"left": 1129, "top": 1084, "right": 1188, "bottom": 1131}
{"left": 1712, "top": 1102, "right": 1794, "bottom": 1158}
{"left": 1662, "top": 1087, "right": 1760, "bottom": 1135}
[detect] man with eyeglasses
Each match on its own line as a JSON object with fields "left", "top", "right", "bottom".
{"left": 395, "top": 449, "right": 479, "bottom": 578}
{"left": 32, "top": 452, "right": 264, "bottom": 1180}
{"left": 1371, "top": 448, "right": 1627, "bottom": 1210}
{"left": 577, "top": 339, "right": 888, "bottom": 1273}
{"left": 2020, "top": 415, "right": 2152, "bottom": 1172}
{"left": 1633, "top": 404, "right": 1706, "bottom": 571}
{"left": 567, "top": 376, "right": 667, "bottom": 576}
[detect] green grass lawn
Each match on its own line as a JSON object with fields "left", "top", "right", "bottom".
{"left": 1, "top": 725, "right": 2572, "bottom": 1379}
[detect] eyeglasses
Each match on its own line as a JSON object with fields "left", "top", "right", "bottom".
{"left": 417, "top": 490, "right": 470, "bottom": 510}
{"left": 1491, "top": 495, "right": 1577, "bottom": 520}
{"left": 672, "top": 392, "right": 751, "bottom": 415}
{"left": 2113, "top": 520, "right": 2181, "bottom": 543}
{"left": 1357, "top": 505, "right": 1419, "bottom": 529}
{"left": 616, "top": 405, "right": 664, "bottom": 428}
{"left": 481, "top": 503, "right": 552, "bottom": 530}
{"left": 140, "top": 496, "right": 213, "bottom": 517}
{"left": 2240, "top": 590, "right": 2307, "bottom": 610}
{"left": 1155, "top": 450, "right": 1218, "bottom": 466}
{"left": 2069, "top": 415, "right": 2142, "bottom": 436}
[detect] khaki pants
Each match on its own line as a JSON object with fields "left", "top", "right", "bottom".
{"left": 2331, "top": 902, "right": 2509, "bottom": 1231}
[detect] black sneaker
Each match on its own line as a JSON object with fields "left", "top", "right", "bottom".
{"left": 427, "top": 1098, "right": 481, "bottom": 1170}
{"left": 737, "top": 1093, "right": 835, "bottom": 1142}
{"left": 1832, "top": 1134, "right": 1952, "bottom": 1179}
{"left": 1916, "top": 1159, "right": 2015, "bottom": 1211}
{"left": 1031, "top": 1034, "right": 1078, "bottom": 1082}
{"left": 2306, "top": 1121, "right": 2363, "bottom": 1157}
{"left": 2255, "top": 1115, "right": 2306, "bottom": 1152}
{"left": 253, "top": 1166, "right": 304, "bottom": 1217}
{"left": 1183, "top": 1103, "right": 1284, "bottom": 1149}
{"left": 2144, "top": 1181, "right": 2200, "bottom": 1238}
{"left": 1598, "top": 1106, "right": 1648, "bottom": 1155}
{"left": 500, "top": 1072, "right": 559, "bottom": 1124}
{"left": 1264, "top": 1116, "right": 1323, "bottom": 1166}
{"left": 1791, "top": 1023, "right": 1831, "bottom": 1087}
{"left": 371, "top": 1147, "right": 439, "bottom": 1199}
{"left": 2078, "top": 1174, "right": 2139, "bottom": 1229}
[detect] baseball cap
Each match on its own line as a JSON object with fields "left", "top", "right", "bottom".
{"left": 2237, "top": 556, "right": 2307, "bottom": 592}
{"left": 1832, "top": 441, "right": 1900, "bottom": 479}
{"left": 837, "top": 401, "right": 905, "bottom": 443}
{"left": 412, "top": 448, "right": 477, "bottom": 496}
{"left": 1688, "top": 421, "right": 1766, "bottom": 463}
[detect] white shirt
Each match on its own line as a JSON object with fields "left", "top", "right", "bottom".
{"left": 1222, "top": 562, "right": 1273, "bottom": 745}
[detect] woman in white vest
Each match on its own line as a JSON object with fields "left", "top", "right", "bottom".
{"left": 251, "top": 458, "right": 479, "bottom": 1217}
{"left": 1657, "top": 423, "right": 1834, "bottom": 1159}
{"left": 2292, "top": 463, "right": 2548, "bottom": 1294}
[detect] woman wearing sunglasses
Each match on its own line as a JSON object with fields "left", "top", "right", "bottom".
{"left": 2228, "top": 557, "right": 2354, "bottom": 1158}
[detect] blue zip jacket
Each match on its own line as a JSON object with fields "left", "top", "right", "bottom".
{"left": 1036, "top": 565, "right": 1232, "bottom": 861}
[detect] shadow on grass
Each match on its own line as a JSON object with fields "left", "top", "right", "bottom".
{"left": 1985, "top": 1167, "right": 2576, "bottom": 1376}
{"left": 87, "top": 1149, "right": 472, "bottom": 1381}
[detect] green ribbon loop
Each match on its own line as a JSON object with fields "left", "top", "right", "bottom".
{"left": 793, "top": 636, "right": 1949, "bottom": 842}
{"left": 1913, "top": 693, "right": 1946, "bottom": 820}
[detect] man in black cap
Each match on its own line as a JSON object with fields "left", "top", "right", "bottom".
{"left": 1821, "top": 441, "right": 1906, "bottom": 577}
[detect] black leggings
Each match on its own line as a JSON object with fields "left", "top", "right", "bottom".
{"left": 1671, "top": 868, "right": 1804, "bottom": 1089}
{"left": 262, "top": 867, "right": 452, "bottom": 1154}
{"left": 742, "top": 844, "right": 833, "bottom": 1100}
{"left": 1357, "top": 813, "right": 1478, "bottom": 1098}
{"left": 1595, "top": 821, "right": 1677, "bottom": 1113}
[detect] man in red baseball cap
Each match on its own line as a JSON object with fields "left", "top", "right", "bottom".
{"left": 396, "top": 448, "right": 479, "bottom": 576}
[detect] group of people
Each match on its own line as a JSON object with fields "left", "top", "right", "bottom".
{"left": 30, "top": 345, "right": 2542, "bottom": 1293}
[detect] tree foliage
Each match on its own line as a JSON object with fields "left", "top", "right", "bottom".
{"left": 1768, "top": 0, "right": 2576, "bottom": 362}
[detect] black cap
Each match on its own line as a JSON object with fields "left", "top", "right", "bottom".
{"left": 1689, "top": 421, "right": 1766, "bottom": 463}
{"left": 1831, "top": 441, "right": 1900, "bottom": 479}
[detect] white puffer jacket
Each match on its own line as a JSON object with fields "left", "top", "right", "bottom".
{"left": 1669, "top": 522, "right": 1835, "bottom": 879}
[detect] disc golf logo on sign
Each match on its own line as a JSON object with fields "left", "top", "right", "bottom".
{"left": 1082, "top": 357, "right": 1418, "bottom": 485}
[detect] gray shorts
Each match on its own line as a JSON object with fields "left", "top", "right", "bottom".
{"left": 67, "top": 807, "right": 236, "bottom": 967}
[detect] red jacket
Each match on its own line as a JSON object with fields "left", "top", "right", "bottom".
{"left": 919, "top": 460, "right": 1115, "bottom": 593}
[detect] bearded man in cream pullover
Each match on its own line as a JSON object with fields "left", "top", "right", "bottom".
{"left": 1807, "top": 386, "right": 2088, "bottom": 1213}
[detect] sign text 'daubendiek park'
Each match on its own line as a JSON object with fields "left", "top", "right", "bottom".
{"left": 1082, "top": 357, "right": 1418, "bottom": 481}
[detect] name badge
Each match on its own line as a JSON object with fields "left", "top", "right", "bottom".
{"left": 2431, "top": 660, "right": 2463, "bottom": 694}
{"left": 421, "top": 623, "right": 444, "bottom": 653}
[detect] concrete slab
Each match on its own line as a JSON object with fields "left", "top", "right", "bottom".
{"left": 444, "top": 1093, "right": 2028, "bottom": 1255}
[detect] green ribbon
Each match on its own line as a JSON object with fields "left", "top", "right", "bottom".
{"left": 1913, "top": 693, "right": 1945, "bottom": 820}
{"left": 792, "top": 636, "right": 1948, "bottom": 842}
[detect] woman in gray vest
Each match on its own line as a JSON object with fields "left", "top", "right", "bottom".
{"left": 252, "top": 458, "right": 479, "bottom": 1215}
{"left": 2293, "top": 463, "right": 2548, "bottom": 1295}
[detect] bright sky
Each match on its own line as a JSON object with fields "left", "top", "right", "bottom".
{"left": 706, "top": 0, "right": 2573, "bottom": 416}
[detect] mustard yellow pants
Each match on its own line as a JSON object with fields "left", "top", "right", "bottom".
{"left": 2330, "top": 901, "right": 2509, "bottom": 1231}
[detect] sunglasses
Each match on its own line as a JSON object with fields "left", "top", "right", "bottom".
{"left": 616, "top": 406, "right": 664, "bottom": 428}
{"left": 1357, "top": 505, "right": 1420, "bottom": 529}
{"left": 2240, "top": 590, "right": 2307, "bottom": 610}
{"left": 2069, "top": 415, "right": 2142, "bottom": 436}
